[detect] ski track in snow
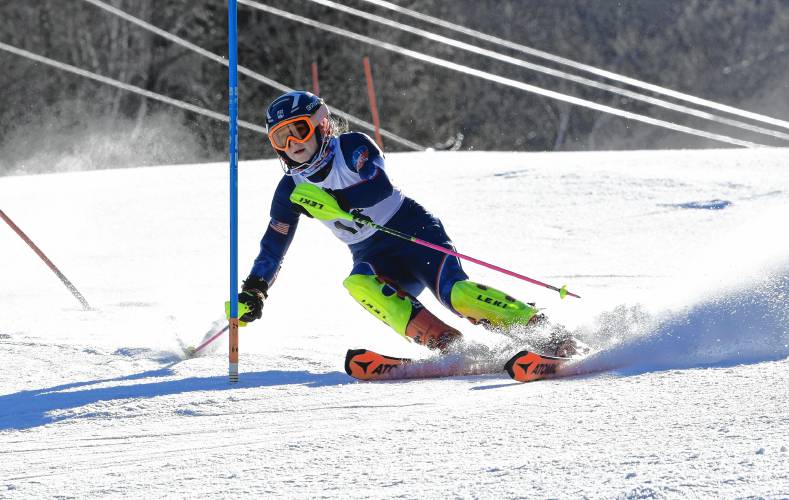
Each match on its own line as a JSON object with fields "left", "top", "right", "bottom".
{"left": 2, "top": 148, "right": 789, "bottom": 498}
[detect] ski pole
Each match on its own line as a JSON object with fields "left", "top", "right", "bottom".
{"left": 184, "top": 302, "right": 253, "bottom": 358}
{"left": 360, "top": 216, "right": 578, "bottom": 299}
{"left": 1, "top": 208, "right": 92, "bottom": 310}
{"left": 290, "top": 184, "right": 580, "bottom": 299}
{"left": 186, "top": 324, "right": 230, "bottom": 357}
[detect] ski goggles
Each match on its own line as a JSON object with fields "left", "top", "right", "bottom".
{"left": 267, "top": 105, "right": 328, "bottom": 151}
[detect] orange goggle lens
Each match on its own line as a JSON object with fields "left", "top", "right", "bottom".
{"left": 268, "top": 117, "right": 315, "bottom": 151}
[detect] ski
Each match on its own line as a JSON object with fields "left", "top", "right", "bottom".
{"left": 504, "top": 350, "right": 572, "bottom": 382}
{"left": 344, "top": 349, "right": 411, "bottom": 380}
{"left": 345, "top": 348, "right": 581, "bottom": 383}
{"left": 344, "top": 348, "right": 501, "bottom": 381}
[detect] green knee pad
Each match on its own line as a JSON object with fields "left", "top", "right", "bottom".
{"left": 343, "top": 274, "right": 413, "bottom": 336}
{"left": 450, "top": 280, "right": 538, "bottom": 327}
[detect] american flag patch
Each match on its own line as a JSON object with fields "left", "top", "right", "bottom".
{"left": 352, "top": 146, "right": 369, "bottom": 171}
{"left": 269, "top": 219, "right": 290, "bottom": 235}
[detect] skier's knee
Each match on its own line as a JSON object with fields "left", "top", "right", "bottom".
{"left": 343, "top": 274, "right": 462, "bottom": 350}
{"left": 343, "top": 274, "right": 414, "bottom": 335}
{"left": 449, "top": 280, "right": 539, "bottom": 327}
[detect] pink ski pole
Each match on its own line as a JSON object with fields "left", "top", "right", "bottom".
{"left": 358, "top": 217, "right": 580, "bottom": 299}
{"left": 185, "top": 303, "right": 252, "bottom": 358}
{"left": 290, "top": 183, "right": 581, "bottom": 299}
{"left": 186, "top": 324, "right": 230, "bottom": 357}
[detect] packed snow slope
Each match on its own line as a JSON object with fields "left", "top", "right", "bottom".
{"left": 1, "top": 148, "right": 788, "bottom": 498}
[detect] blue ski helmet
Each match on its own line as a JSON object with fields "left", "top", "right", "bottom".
{"left": 265, "top": 91, "right": 333, "bottom": 176}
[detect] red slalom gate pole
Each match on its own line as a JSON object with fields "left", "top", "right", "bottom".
{"left": 362, "top": 56, "right": 384, "bottom": 150}
{"left": 311, "top": 62, "right": 320, "bottom": 96}
{"left": 1, "top": 209, "right": 91, "bottom": 310}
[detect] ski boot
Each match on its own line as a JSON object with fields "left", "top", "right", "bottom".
{"left": 536, "top": 323, "right": 591, "bottom": 357}
{"left": 344, "top": 274, "right": 462, "bottom": 352}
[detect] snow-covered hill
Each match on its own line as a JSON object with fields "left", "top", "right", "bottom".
{"left": 2, "top": 148, "right": 788, "bottom": 498}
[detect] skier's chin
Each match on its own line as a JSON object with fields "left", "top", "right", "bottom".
{"left": 287, "top": 149, "right": 311, "bottom": 163}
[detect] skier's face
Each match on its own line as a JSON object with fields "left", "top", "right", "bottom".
{"left": 285, "top": 134, "right": 318, "bottom": 164}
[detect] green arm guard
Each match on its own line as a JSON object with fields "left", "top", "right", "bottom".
{"left": 289, "top": 183, "right": 354, "bottom": 222}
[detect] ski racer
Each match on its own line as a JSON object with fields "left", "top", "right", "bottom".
{"left": 234, "top": 90, "right": 573, "bottom": 355}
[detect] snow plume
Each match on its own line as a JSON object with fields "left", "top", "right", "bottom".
{"left": 0, "top": 105, "right": 210, "bottom": 176}
{"left": 574, "top": 262, "right": 789, "bottom": 376}
{"left": 369, "top": 257, "right": 789, "bottom": 380}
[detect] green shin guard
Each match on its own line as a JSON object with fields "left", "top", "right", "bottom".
{"left": 343, "top": 274, "right": 413, "bottom": 337}
{"left": 450, "top": 280, "right": 539, "bottom": 327}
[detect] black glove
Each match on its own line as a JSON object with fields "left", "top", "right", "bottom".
{"left": 291, "top": 202, "right": 314, "bottom": 218}
{"left": 239, "top": 276, "right": 269, "bottom": 323}
{"left": 325, "top": 188, "right": 351, "bottom": 212}
{"left": 350, "top": 208, "right": 373, "bottom": 225}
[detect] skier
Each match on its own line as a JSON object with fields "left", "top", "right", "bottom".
{"left": 234, "top": 90, "right": 573, "bottom": 355}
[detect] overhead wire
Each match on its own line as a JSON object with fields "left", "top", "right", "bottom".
{"left": 358, "top": 0, "right": 789, "bottom": 132}
{"left": 79, "top": 0, "right": 425, "bottom": 151}
{"left": 238, "top": 0, "right": 763, "bottom": 148}
{"left": 6, "top": 0, "right": 778, "bottom": 150}
{"left": 306, "top": 0, "right": 789, "bottom": 143}
{"left": 0, "top": 41, "right": 266, "bottom": 134}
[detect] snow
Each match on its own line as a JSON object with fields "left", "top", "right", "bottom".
{"left": 1, "top": 147, "right": 789, "bottom": 497}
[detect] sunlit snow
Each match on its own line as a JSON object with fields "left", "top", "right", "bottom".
{"left": 2, "top": 148, "right": 788, "bottom": 497}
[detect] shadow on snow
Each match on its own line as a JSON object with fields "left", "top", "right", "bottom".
{"left": 0, "top": 366, "right": 349, "bottom": 430}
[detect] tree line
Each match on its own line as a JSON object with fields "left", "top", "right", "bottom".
{"left": 1, "top": 0, "right": 787, "bottom": 175}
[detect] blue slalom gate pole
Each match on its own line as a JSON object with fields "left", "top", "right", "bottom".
{"left": 228, "top": 0, "right": 239, "bottom": 383}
